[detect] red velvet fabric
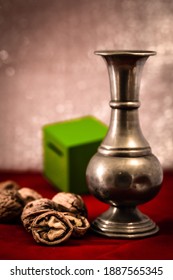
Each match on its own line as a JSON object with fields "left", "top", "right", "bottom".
{"left": 0, "top": 171, "right": 172, "bottom": 260}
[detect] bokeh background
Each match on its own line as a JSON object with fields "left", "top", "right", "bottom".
{"left": 0, "top": 0, "right": 172, "bottom": 171}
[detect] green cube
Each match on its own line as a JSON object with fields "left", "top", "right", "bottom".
{"left": 42, "top": 116, "right": 107, "bottom": 193}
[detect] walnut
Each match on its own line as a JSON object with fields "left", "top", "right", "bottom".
{"left": 52, "top": 192, "right": 87, "bottom": 217}
{"left": 0, "top": 180, "right": 20, "bottom": 193}
{"left": 31, "top": 211, "right": 73, "bottom": 245}
{"left": 21, "top": 198, "right": 68, "bottom": 232}
{"left": 0, "top": 190, "right": 24, "bottom": 223}
{"left": 18, "top": 187, "right": 42, "bottom": 205}
{"left": 63, "top": 212, "right": 90, "bottom": 237}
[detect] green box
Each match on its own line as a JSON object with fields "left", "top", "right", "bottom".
{"left": 43, "top": 116, "right": 107, "bottom": 194}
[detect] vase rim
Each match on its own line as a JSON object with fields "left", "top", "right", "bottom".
{"left": 94, "top": 50, "right": 156, "bottom": 56}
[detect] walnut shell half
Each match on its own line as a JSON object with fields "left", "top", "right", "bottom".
{"left": 52, "top": 192, "right": 87, "bottom": 217}
{"left": 63, "top": 212, "right": 90, "bottom": 237}
{"left": 31, "top": 211, "right": 73, "bottom": 245}
{"left": 21, "top": 198, "right": 68, "bottom": 232}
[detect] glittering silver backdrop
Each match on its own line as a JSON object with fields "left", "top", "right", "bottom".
{"left": 0, "top": 0, "right": 172, "bottom": 170}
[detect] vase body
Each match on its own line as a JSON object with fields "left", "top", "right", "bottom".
{"left": 86, "top": 50, "right": 163, "bottom": 238}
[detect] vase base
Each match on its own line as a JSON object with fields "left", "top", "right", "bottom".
{"left": 91, "top": 206, "right": 159, "bottom": 238}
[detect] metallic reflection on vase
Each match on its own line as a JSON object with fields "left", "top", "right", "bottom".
{"left": 86, "top": 50, "right": 163, "bottom": 238}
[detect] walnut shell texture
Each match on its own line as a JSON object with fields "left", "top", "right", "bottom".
{"left": 0, "top": 180, "right": 20, "bottom": 193}
{"left": 21, "top": 198, "right": 68, "bottom": 232}
{"left": 31, "top": 211, "right": 73, "bottom": 245}
{"left": 18, "top": 187, "right": 42, "bottom": 205}
{"left": 63, "top": 212, "right": 90, "bottom": 237}
{"left": 52, "top": 192, "right": 87, "bottom": 217}
{"left": 0, "top": 191, "right": 24, "bottom": 223}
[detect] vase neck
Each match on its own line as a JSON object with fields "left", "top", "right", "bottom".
{"left": 95, "top": 51, "right": 156, "bottom": 157}
{"left": 96, "top": 51, "right": 156, "bottom": 106}
{"left": 102, "top": 55, "right": 149, "bottom": 105}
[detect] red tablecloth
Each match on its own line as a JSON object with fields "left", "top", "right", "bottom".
{"left": 0, "top": 170, "right": 172, "bottom": 260}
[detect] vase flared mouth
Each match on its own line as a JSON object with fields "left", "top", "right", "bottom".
{"left": 94, "top": 50, "right": 156, "bottom": 56}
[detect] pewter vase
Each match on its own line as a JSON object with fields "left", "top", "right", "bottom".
{"left": 86, "top": 50, "right": 163, "bottom": 238}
